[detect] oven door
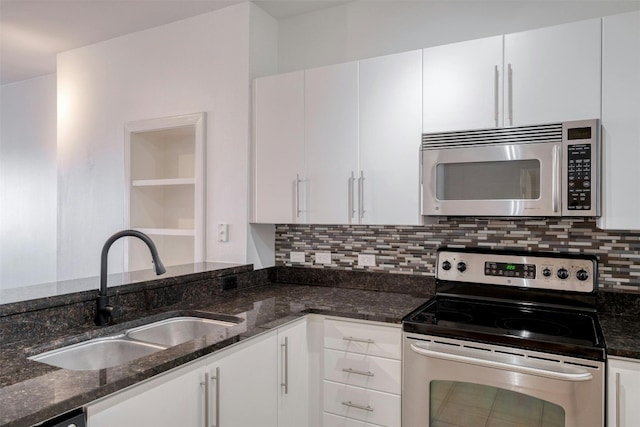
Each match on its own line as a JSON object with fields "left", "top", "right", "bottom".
{"left": 403, "top": 334, "right": 604, "bottom": 427}
{"left": 422, "top": 141, "right": 561, "bottom": 216}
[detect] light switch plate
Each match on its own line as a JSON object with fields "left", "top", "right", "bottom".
{"left": 358, "top": 254, "right": 376, "bottom": 267}
{"left": 315, "top": 252, "right": 331, "bottom": 264}
{"left": 290, "top": 251, "right": 305, "bottom": 263}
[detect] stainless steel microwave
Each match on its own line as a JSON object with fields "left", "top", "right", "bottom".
{"left": 421, "top": 119, "right": 600, "bottom": 217}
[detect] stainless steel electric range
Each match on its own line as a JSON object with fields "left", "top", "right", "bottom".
{"left": 402, "top": 248, "right": 606, "bottom": 427}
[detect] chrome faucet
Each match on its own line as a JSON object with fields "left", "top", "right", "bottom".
{"left": 95, "top": 230, "right": 166, "bottom": 326}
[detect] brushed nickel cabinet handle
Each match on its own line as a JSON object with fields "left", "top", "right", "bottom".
{"left": 507, "top": 63, "right": 513, "bottom": 126}
{"left": 212, "top": 367, "right": 220, "bottom": 427}
{"left": 494, "top": 65, "right": 499, "bottom": 127}
{"left": 281, "top": 336, "right": 289, "bottom": 394}
{"left": 342, "top": 368, "right": 374, "bottom": 377}
{"left": 348, "top": 172, "right": 356, "bottom": 222}
{"left": 343, "top": 336, "right": 375, "bottom": 344}
{"left": 200, "top": 373, "right": 211, "bottom": 427}
{"left": 342, "top": 401, "right": 374, "bottom": 412}
{"left": 358, "top": 171, "right": 365, "bottom": 221}
{"left": 295, "top": 174, "right": 302, "bottom": 219}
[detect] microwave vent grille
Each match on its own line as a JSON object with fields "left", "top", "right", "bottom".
{"left": 422, "top": 123, "right": 562, "bottom": 150}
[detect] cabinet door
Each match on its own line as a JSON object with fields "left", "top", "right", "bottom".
{"left": 212, "top": 331, "right": 278, "bottom": 427}
{"left": 504, "top": 19, "right": 601, "bottom": 126}
{"left": 597, "top": 11, "right": 640, "bottom": 230}
{"left": 422, "top": 36, "right": 503, "bottom": 132}
{"left": 608, "top": 357, "right": 640, "bottom": 427}
{"left": 87, "top": 362, "right": 206, "bottom": 427}
{"left": 253, "top": 71, "right": 306, "bottom": 223}
{"left": 359, "top": 50, "right": 423, "bottom": 225}
{"left": 305, "top": 62, "right": 359, "bottom": 224}
{"left": 278, "top": 319, "right": 309, "bottom": 427}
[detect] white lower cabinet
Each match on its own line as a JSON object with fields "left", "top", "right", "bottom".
{"left": 608, "top": 356, "right": 640, "bottom": 427}
{"left": 212, "top": 331, "right": 278, "bottom": 427}
{"left": 277, "top": 318, "right": 310, "bottom": 427}
{"left": 86, "top": 358, "right": 207, "bottom": 427}
{"left": 322, "top": 318, "right": 402, "bottom": 427}
{"left": 86, "top": 318, "right": 311, "bottom": 427}
{"left": 86, "top": 316, "right": 401, "bottom": 427}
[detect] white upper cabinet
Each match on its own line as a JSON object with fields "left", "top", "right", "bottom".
{"left": 253, "top": 71, "right": 305, "bottom": 224}
{"left": 504, "top": 18, "right": 601, "bottom": 126}
{"left": 423, "top": 36, "right": 503, "bottom": 132}
{"left": 359, "top": 50, "right": 423, "bottom": 225}
{"left": 422, "top": 19, "right": 601, "bottom": 133}
{"left": 305, "top": 61, "right": 359, "bottom": 224}
{"left": 598, "top": 10, "right": 640, "bottom": 231}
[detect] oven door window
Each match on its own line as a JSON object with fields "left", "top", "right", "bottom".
{"left": 430, "top": 380, "right": 565, "bottom": 427}
{"left": 436, "top": 159, "right": 541, "bottom": 201}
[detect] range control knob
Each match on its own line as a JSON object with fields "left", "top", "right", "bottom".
{"left": 457, "top": 262, "right": 467, "bottom": 273}
{"left": 441, "top": 260, "right": 452, "bottom": 271}
{"left": 557, "top": 268, "right": 569, "bottom": 280}
{"left": 576, "top": 269, "right": 589, "bottom": 281}
{"left": 543, "top": 268, "right": 552, "bottom": 277}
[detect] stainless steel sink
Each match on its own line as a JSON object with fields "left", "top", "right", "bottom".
{"left": 29, "top": 336, "right": 165, "bottom": 370}
{"left": 126, "top": 316, "right": 237, "bottom": 347}
{"left": 29, "top": 314, "right": 242, "bottom": 371}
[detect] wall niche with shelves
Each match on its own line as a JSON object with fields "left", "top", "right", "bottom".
{"left": 125, "top": 113, "right": 205, "bottom": 272}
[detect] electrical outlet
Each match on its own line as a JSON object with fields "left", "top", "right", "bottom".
{"left": 222, "top": 275, "right": 237, "bottom": 291}
{"left": 217, "top": 223, "right": 228, "bottom": 242}
{"left": 290, "top": 251, "right": 305, "bottom": 263}
{"left": 315, "top": 252, "right": 331, "bottom": 264}
{"left": 358, "top": 254, "right": 376, "bottom": 267}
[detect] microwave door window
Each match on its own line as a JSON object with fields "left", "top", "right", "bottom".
{"left": 436, "top": 159, "right": 541, "bottom": 201}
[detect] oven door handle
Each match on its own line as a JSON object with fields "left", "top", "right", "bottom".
{"left": 410, "top": 343, "right": 593, "bottom": 382}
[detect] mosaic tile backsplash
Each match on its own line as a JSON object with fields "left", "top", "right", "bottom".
{"left": 275, "top": 218, "right": 640, "bottom": 293}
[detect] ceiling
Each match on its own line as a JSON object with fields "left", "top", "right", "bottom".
{"left": 0, "top": 0, "right": 350, "bottom": 86}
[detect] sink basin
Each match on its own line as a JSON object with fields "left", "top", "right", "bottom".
{"left": 126, "top": 316, "right": 237, "bottom": 347}
{"left": 29, "top": 314, "right": 242, "bottom": 371}
{"left": 29, "top": 337, "right": 165, "bottom": 371}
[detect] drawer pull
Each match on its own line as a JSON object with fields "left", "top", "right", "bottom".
{"left": 342, "top": 401, "right": 374, "bottom": 412}
{"left": 342, "top": 368, "right": 374, "bottom": 377}
{"left": 343, "top": 336, "right": 375, "bottom": 344}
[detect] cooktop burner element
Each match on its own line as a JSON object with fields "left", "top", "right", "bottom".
{"left": 403, "top": 248, "right": 606, "bottom": 361}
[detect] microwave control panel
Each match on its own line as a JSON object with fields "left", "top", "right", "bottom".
{"left": 562, "top": 119, "right": 600, "bottom": 216}
{"left": 566, "top": 143, "right": 592, "bottom": 211}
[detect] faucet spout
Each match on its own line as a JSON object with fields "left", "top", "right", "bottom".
{"left": 96, "top": 229, "right": 166, "bottom": 326}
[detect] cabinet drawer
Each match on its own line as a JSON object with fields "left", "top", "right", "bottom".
{"left": 323, "top": 380, "right": 400, "bottom": 427}
{"left": 324, "top": 319, "right": 401, "bottom": 359}
{"left": 323, "top": 411, "right": 383, "bottom": 427}
{"left": 324, "top": 349, "right": 400, "bottom": 394}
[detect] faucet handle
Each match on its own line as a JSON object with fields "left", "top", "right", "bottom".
{"left": 95, "top": 292, "right": 121, "bottom": 326}
{"left": 107, "top": 291, "right": 122, "bottom": 319}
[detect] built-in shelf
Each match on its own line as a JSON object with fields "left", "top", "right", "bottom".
{"left": 125, "top": 113, "right": 205, "bottom": 272}
{"left": 132, "top": 178, "right": 196, "bottom": 187}
{"left": 135, "top": 228, "right": 196, "bottom": 237}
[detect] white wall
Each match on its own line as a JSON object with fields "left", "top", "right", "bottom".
{"left": 278, "top": 1, "right": 640, "bottom": 73}
{"left": 0, "top": 74, "right": 57, "bottom": 289}
{"left": 57, "top": 3, "right": 255, "bottom": 280}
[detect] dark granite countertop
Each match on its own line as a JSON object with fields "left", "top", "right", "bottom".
{"left": 2, "top": 261, "right": 639, "bottom": 427}
{"left": 599, "top": 314, "right": 640, "bottom": 359}
{"left": 0, "top": 283, "right": 427, "bottom": 427}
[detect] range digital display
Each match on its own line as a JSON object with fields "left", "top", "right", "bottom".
{"left": 484, "top": 261, "right": 536, "bottom": 279}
